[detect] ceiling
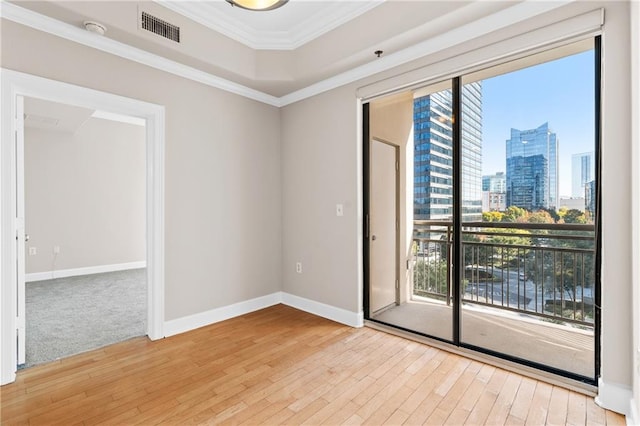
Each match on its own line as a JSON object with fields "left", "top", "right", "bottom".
{"left": 3, "top": 1, "right": 567, "bottom": 101}
{"left": 157, "top": 1, "right": 386, "bottom": 50}
{"left": 24, "top": 98, "right": 146, "bottom": 133}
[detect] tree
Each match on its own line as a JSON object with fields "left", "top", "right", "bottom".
{"left": 413, "top": 259, "right": 448, "bottom": 300}
{"left": 563, "top": 209, "right": 588, "bottom": 224}
{"left": 483, "top": 211, "right": 504, "bottom": 222}
{"left": 502, "top": 206, "right": 528, "bottom": 222}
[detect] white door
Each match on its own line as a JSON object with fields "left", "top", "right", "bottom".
{"left": 15, "top": 95, "right": 26, "bottom": 366}
{"left": 369, "top": 139, "right": 398, "bottom": 313}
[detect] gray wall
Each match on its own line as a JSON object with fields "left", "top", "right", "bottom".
{"left": 25, "top": 117, "right": 146, "bottom": 274}
{"left": 1, "top": 19, "right": 282, "bottom": 322}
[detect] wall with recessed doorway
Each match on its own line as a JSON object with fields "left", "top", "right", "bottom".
{"left": 24, "top": 114, "right": 146, "bottom": 279}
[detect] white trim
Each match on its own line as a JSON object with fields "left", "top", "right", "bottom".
{"left": 595, "top": 378, "right": 632, "bottom": 417}
{"left": 156, "top": 1, "right": 384, "bottom": 51}
{"left": 0, "top": 2, "right": 280, "bottom": 107}
{"left": 25, "top": 261, "right": 147, "bottom": 282}
{"left": 279, "top": 1, "right": 590, "bottom": 106}
{"left": 629, "top": 399, "right": 639, "bottom": 426}
{"left": 163, "top": 292, "right": 364, "bottom": 338}
{"left": 0, "top": 1, "right": 593, "bottom": 108}
{"left": 0, "top": 69, "right": 165, "bottom": 385}
{"left": 91, "top": 110, "right": 146, "bottom": 127}
{"left": 163, "top": 292, "right": 282, "bottom": 337}
{"left": 281, "top": 293, "right": 364, "bottom": 328}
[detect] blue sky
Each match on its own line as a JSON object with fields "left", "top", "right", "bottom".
{"left": 479, "top": 49, "right": 595, "bottom": 197}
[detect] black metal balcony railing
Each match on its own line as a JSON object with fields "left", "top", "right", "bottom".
{"left": 412, "top": 220, "right": 595, "bottom": 327}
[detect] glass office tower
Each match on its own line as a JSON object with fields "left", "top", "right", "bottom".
{"left": 505, "top": 122, "right": 558, "bottom": 211}
{"left": 413, "top": 82, "right": 483, "bottom": 222}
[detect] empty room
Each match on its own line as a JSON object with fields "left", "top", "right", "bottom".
{"left": 1, "top": 0, "right": 639, "bottom": 424}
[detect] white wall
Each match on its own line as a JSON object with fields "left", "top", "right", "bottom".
{"left": 281, "top": 0, "right": 633, "bottom": 414}
{"left": 0, "top": 18, "right": 282, "bottom": 322}
{"left": 25, "top": 117, "right": 145, "bottom": 275}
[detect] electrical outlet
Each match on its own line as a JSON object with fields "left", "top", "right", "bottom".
{"left": 28, "top": 247, "right": 37, "bottom": 256}
{"left": 296, "top": 262, "right": 302, "bottom": 274}
{"left": 53, "top": 246, "right": 60, "bottom": 254}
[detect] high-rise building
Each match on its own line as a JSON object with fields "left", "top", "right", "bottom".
{"left": 505, "top": 122, "right": 558, "bottom": 211}
{"left": 482, "top": 172, "right": 506, "bottom": 211}
{"left": 572, "top": 151, "right": 595, "bottom": 198}
{"left": 585, "top": 179, "right": 596, "bottom": 215}
{"left": 482, "top": 172, "right": 506, "bottom": 193}
{"left": 413, "top": 82, "right": 482, "bottom": 222}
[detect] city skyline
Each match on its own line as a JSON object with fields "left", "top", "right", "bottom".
{"left": 480, "top": 49, "right": 595, "bottom": 198}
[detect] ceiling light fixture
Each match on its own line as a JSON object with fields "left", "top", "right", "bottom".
{"left": 225, "top": 0, "right": 288, "bottom": 11}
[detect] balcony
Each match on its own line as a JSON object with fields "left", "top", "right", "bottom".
{"left": 372, "top": 220, "right": 596, "bottom": 378}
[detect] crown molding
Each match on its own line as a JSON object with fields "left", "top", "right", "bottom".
{"left": 0, "top": 1, "right": 281, "bottom": 107}
{"left": 156, "top": 1, "right": 384, "bottom": 51}
{"left": 278, "top": 0, "right": 579, "bottom": 106}
{"left": 1, "top": 1, "right": 583, "bottom": 108}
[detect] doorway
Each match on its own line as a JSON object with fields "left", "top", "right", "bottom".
{"left": 21, "top": 97, "right": 147, "bottom": 368}
{"left": 369, "top": 138, "right": 399, "bottom": 314}
{"left": 363, "top": 37, "right": 600, "bottom": 384}
{"left": 1, "top": 70, "right": 165, "bottom": 385}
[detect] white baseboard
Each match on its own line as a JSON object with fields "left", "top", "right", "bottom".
{"left": 595, "top": 378, "right": 631, "bottom": 418}
{"left": 281, "top": 292, "right": 364, "bottom": 328}
{"left": 25, "top": 261, "right": 147, "bottom": 282}
{"left": 163, "top": 291, "right": 363, "bottom": 338}
{"left": 163, "top": 292, "right": 283, "bottom": 337}
{"left": 629, "top": 397, "right": 639, "bottom": 426}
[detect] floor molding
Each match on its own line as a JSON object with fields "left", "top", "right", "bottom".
{"left": 163, "top": 292, "right": 283, "bottom": 338}
{"left": 281, "top": 292, "right": 364, "bottom": 328}
{"left": 25, "top": 261, "right": 147, "bottom": 282}
{"left": 163, "top": 291, "right": 364, "bottom": 338}
{"left": 595, "top": 377, "right": 632, "bottom": 417}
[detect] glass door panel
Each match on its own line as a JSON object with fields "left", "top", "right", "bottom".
{"left": 368, "top": 81, "right": 454, "bottom": 342}
{"left": 460, "top": 40, "right": 597, "bottom": 379}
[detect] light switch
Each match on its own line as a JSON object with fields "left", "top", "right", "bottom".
{"left": 336, "top": 204, "right": 344, "bottom": 217}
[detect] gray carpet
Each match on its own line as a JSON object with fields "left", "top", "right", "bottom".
{"left": 25, "top": 268, "right": 147, "bottom": 368}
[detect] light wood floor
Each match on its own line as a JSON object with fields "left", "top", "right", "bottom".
{"left": 1, "top": 304, "right": 626, "bottom": 425}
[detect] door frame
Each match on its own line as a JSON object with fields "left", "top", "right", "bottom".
{"left": 364, "top": 132, "right": 400, "bottom": 315}
{"left": 1, "top": 69, "right": 166, "bottom": 385}
{"left": 366, "top": 136, "right": 400, "bottom": 315}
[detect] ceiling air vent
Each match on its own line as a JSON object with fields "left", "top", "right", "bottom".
{"left": 141, "top": 11, "right": 180, "bottom": 43}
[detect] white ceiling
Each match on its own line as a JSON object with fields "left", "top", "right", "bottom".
{"left": 157, "top": 0, "right": 385, "bottom": 50}
{"left": 24, "top": 98, "right": 94, "bottom": 134}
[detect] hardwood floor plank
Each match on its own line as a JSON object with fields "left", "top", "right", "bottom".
{"left": 546, "top": 386, "right": 570, "bottom": 425}
{"left": 464, "top": 368, "right": 509, "bottom": 425}
{"left": 509, "top": 376, "right": 537, "bottom": 422}
{"left": 566, "top": 391, "right": 587, "bottom": 425}
{"left": 525, "top": 381, "right": 553, "bottom": 426}
{"left": 605, "top": 408, "right": 627, "bottom": 425}
{"left": 585, "top": 396, "right": 607, "bottom": 426}
{"left": 0, "top": 305, "right": 625, "bottom": 426}
{"left": 484, "top": 372, "right": 523, "bottom": 425}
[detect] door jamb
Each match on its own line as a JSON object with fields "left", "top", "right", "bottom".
{"left": 367, "top": 136, "right": 401, "bottom": 315}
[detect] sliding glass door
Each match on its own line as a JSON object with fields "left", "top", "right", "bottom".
{"left": 365, "top": 37, "right": 600, "bottom": 382}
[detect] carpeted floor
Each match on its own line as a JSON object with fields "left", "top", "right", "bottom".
{"left": 25, "top": 268, "right": 147, "bottom": 368}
